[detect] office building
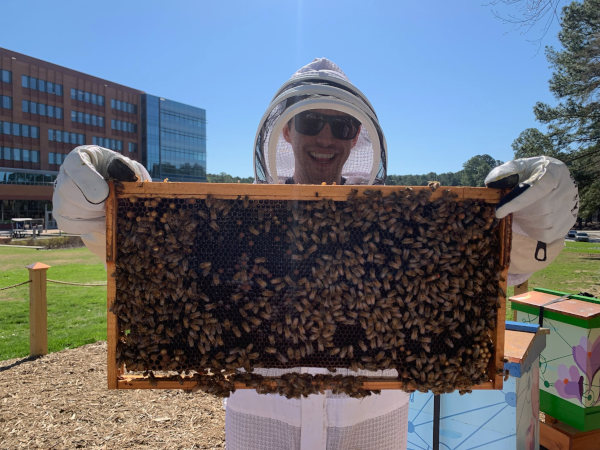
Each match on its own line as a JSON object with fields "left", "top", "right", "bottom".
{"left": 0, "top": 47, "right": 206, "bottom": 228}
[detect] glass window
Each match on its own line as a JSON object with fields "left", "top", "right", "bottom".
{"left": 2, "top": 122, "right": 9, "bottom": 134}
{"left": 77, "top": 90, "right": 83, "bottom": 101}
{"left": 78, "top": 134, "right": 84, "bottom": 145}
{"left": 3, "top": 147, "right": 10, "bottom": 160}
{"left": 31, "top": 127, "right": 39, "bottom": 139}
{"left": 77, "top": 111, "right": 83, "bottom": 123}
{"left": 56, "top": 108, "right": 62, "bottom": 119}
{"left": 13, "top": 148, "right": 20, "bottom": 161}
{"left": 91, "top": 115, "right": 97, "bottom": 126}
{"left": 47, "top": 81, "right": 53, "bottom": 93}
{"left": 71, "top": 110, "right": 76, "bottom": 121}
{"left": 99, "top": 117, "right": 104, "bottom": 127}
{"left": 30, "top": 78, "right": 37, "bottom": 90}
{"left": 32, "top": 151, "right": 39, "bottom": 163}
{"left": 48, "top": 105, "right": 54, "bottom": 118}
{"left": 84, "top": 113, "right": 90, "bottom": 125}
{"left": 111, "top": 99, "right": 115, "bottom": 109}
{"left": 22, "top": 100, "right": 29, "bottom": 113}
{"left": 48, "top": 129, "right": 54, "bottom": 141}
{"left": 92, "top": 93, "right": 97, "bottom": 105}
{"left": 21, "top": 75, "right": 28, "bottom": 88}
{"left": 38, "top": 80, "right": 45, "bottom": 92}
{"left": 56, "top": 84, "right": 62, "bottom": 96}
{"left": 22, "top": 125, "right": 29, "bottom": 138}
{"left": 39, "top": 103, "right": 46, "bottom": 116}
{"left": 23, "top": 149, "right": 30, "bottom": 162}
{"left": 12, "top": 123, "right": 20, "bottom": 136}
{"left": 56, "top": 130, "right": 62, "bottom": 142}
{"left": 49, "top": 152, "right": 55, "bottom": 164}
{"left": 84, "top": 92, "right": 90, "bottom": 103}
{"left": 71, "top": 88, "right": 76, "bottom": 100}
{"left": 31, "top": 102, "right": 37, "bottom": 114}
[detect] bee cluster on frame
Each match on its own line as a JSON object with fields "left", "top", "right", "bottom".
{"left": 111, "top": 186, "right": 505, "bottom": 397}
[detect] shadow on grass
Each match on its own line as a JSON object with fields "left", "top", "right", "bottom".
{"left": 0, "top": 354, "right": 42, "bottom": 372}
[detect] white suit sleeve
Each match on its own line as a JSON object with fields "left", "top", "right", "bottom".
{"left": 52, "top": 145, "right": 151, "bottom": 260}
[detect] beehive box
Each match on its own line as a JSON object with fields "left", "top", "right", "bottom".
{"left": 510, "top": 288, "right": 600, "bottom": 431}
{"left": 408, "top": 322, "right": 547, "bottom": 449}
{"left": 106, "top": 182, "right": 511, "bottom": 397}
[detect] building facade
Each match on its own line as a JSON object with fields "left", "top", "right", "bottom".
{"left": 143, "top": 95, "right": 207, "bottom": 182}
{"left": 0, "top": 47, "right": 206, "bottom": 228}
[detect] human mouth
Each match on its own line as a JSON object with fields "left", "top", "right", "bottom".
{"left": 309, "top": 151, "right": 335, "bottom": 161}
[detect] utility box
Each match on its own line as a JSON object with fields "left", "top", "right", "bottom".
{"left": 510, "top": 288, "right": 600, "bottom": 431}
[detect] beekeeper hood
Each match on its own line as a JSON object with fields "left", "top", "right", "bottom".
{"left": 254, "top": 58, "right": 387, "bottom": 184}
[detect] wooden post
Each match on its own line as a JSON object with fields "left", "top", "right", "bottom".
{"left": 514, "top": 281, "right": 529, "bottom": 296}
{"left": 512, "top": 281, "right": 529, "bottom": 320}
{"left": 27, "top": 262, "right": 51, "bottom": 356}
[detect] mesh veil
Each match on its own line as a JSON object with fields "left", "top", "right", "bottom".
{"left": 254, "top": 58, "right": 387, "bottom": 185}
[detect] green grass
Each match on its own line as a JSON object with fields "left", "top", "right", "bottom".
{"left": 505, "top": 240, "right": 600, "bottom": 320}
{"left": 0, "top": 241, "right": 598, "bottom": 361}
{"left": 0, "top": 246, "right": 106, "bottom": 360}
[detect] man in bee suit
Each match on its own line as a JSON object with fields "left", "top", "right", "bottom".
{"left": 52, "top": 57, "right": 578, "bottom": 449}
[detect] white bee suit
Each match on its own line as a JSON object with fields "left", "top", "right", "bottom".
{"left": 230, "top": 58, "right": 406, "bottom": 450}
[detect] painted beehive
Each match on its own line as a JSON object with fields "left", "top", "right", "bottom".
{"left": 407, "top": 321, "right": 546, "bottom": 449}
{"left": 106, "top": 182, "right": 510, "bottom": 396}
{"left": 510, "top": 288, "right": 600, "bottom": 431}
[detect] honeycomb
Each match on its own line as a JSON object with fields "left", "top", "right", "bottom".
{"left": 111, "top": 187, "right": 505, "bottom": 397}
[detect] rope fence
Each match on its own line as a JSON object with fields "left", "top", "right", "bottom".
{"left": 47, "top": 279, "right": 106, "bottom": 287}
{"left": 0, "top": 280, "right": 31, "bottom": 291}
{"left": 0, "top": 279, "right": 106, "bottom": 290}
{"left": 1, "top": 262, "right": 108, "bottom": 357}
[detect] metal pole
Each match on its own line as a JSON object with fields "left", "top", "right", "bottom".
{"left": 433, "top": 394, "right": 440, "bottom": 450}
{"left": 27, "top": 262, "right": 51, "bottom": 356}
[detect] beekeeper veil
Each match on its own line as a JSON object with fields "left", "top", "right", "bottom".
{"left": 254, "top": 58, "right": 387, "bottom": 185}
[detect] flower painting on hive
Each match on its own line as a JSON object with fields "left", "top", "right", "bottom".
{"left": 554, "top": 364, "right": 584, "bottom": 401}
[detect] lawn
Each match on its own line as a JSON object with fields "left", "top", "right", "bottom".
{"left": 0, "top": 241, "right": 598, "bottom": 361}
{"left": 0, "top": 246, "right": 106, "bottom": 359}
{"left": 505, "top": 241, "right": 600, "bottom": 320}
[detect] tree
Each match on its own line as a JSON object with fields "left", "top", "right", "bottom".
{"left": 460, "top": 155, "right": 504, "bottom": 187}
{"left": 532, "top": 0, "right": 600, "bottom": 218}
{"left": 511, "top": 127, "right": 561, "bottom": 158}
{"left": 206, "top": 172, "right": 254, "bottom": 183}
{"left": 489, "top": 0, "right": 568, "bottom": 41}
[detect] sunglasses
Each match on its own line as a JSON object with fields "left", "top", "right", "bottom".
{"left": 293, "top": 111, "right": 361, "bottom": 140}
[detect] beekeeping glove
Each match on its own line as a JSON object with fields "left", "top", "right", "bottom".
{"left": 485, "top": 156, "right": 578, "bottom": 285}
{"left": 52, "top": 145, "right": 151, "bottom": 260}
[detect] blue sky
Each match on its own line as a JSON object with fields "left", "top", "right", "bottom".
{"left": 2, "top": 0, "right": 563, "bottom": 177}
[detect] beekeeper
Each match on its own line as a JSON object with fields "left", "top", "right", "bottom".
{"left": 52, "top": 58, "right": 578, "bottom": 450}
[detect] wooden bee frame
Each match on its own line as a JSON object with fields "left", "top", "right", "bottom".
{"left": 106, "top": 182, "right": 510, "bottom": 393}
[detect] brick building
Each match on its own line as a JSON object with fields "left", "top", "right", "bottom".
{"left": 0, "top": 48, "right": 206, "bottom": 228}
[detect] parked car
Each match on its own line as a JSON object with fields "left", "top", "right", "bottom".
{"left": 576, "top": 232, "right": 590, "bottom": 242}
{"left": 567, "top": 230, "right": 577, "bottom": 239}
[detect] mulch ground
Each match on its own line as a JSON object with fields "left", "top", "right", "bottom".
{"left": 0, "top": 342, "right": 225, "bottom": 449}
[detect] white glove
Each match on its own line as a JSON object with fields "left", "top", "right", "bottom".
{"left": 485, "top": 156, "right": 578, "bottom": 284}
{"left": 52, "top": 145, "right": 151, "bottom": 260}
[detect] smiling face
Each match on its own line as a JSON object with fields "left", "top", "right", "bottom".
{"left": 282, "top": 109, "right": 361, "bottom": 185}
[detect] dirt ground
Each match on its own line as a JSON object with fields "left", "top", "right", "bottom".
{"left": 0, "top": 342, "right": 225, "bottom": 449}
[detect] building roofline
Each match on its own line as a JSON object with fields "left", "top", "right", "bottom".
{"left": 0, "top": 47, "right": 144, "bottom": 94}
